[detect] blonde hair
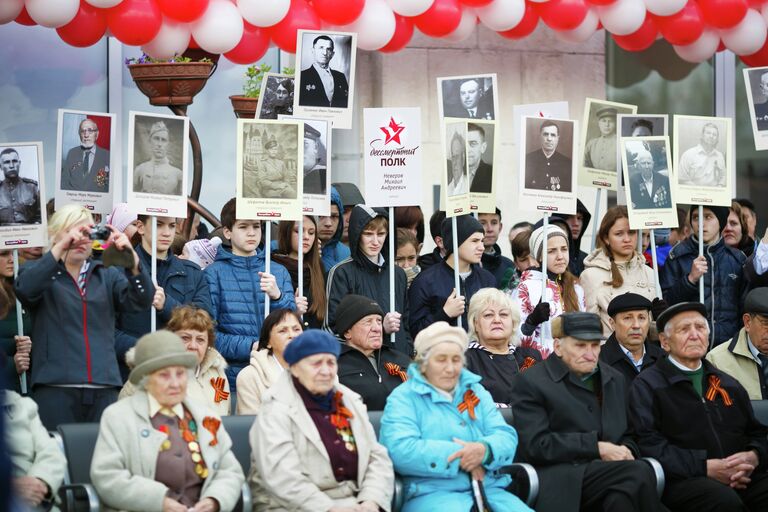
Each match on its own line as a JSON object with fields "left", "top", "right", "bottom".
{"left": 48, "top": 204, "right": 93, "bottom": 241}
{"left": 467, "top": 288, "right": 522, "bottom": 347}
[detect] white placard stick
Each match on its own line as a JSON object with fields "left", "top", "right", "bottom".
{"left": 13, "top": 250, "right": 26, "bottom": 394}
{"left": 150, "top": 216, "right": 157, "bottom": 332}
{"left": 698, "top": 205, "right": 704, "bottom": 304}
{"left": 389, "top": 207, "right": 396, "bottom": 346}
{"left": 590, "top": 188, "right": 601, "bottom": 252}
{"left": 265, "top": 221, "right": 271, "bottom": 316}
{"left": 452, "top": 216, "right": 462, "bottom": 330}
{"left": 297, "top": 216, "right": 304, "bottom": 322}
{"left": 649, "top": 229, "right": 662, "bottom": 298}
{"left": 541, "top": 214, "right": 549, "bottom": 298}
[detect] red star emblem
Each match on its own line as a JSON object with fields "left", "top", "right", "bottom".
{"left": 380, "top": 117, "right": 405, "bottom": 145}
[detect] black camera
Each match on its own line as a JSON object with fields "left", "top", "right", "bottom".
{"left": 89, "top": 224, "right": 112, "bottom": 241}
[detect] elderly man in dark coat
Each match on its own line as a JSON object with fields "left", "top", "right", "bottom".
{"left": 512, "top": 312, "right": 662, "bottom": 512}
{"left": 629, "top": 302, "right": 768, "bottom": 512}
{"left": 599, "top": 293, "right": 665, "bottom": 387}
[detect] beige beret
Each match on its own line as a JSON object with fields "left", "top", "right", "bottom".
{"left": 414, "top": 321, "right": 468, "bottom": 357}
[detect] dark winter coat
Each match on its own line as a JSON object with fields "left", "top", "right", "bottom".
{"left": 599, "top": 333, "right": 665, "bottom": 389}
{"left": 464, "top": 341, "right": 541, "bottom": 406}
{"left": 337, "top": 343, "right": 411, "bottom": 411}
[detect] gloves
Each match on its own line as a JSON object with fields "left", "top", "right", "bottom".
{"left": 526, "top": 301, "right": 551, "bottom": 327}
{"left": 651, "top": 298, "right": 668, "bottom": 321}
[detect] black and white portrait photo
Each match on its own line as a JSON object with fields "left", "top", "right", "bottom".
{"left": 0, "top": 145, "right": 42, "bottom": 226}
{"left": 625, "top": 139, "right": 672, "bottom": 210}
{"left": 444, "top": 122, "right": 468, "bottom": 197}
{"left": 59, "top": 112, "right": 112, "bottom": 193}
{"left": 297, "top": 32, "right": 352, "bottom": 109}
{"left": 743, "top": 67, "right": 768, "bottom": 151}
{"left": 675, "top": 117, "right": 729, "bottom": 188}
{"left": 618, "top": 114, "right": 667, "bottom": 187}
{"left": 582, "top": 99, "right": 636, "bottom": 173}
{"left": 467, "top": 122, "right": 494, "bottom": 194}
{"left": 523, "top": 118, "right": 574, "bottom": 193}
{"left": 131, "top": 115, "right": 186, "bottom": 196}
{"left": 241, "top": 122, "right": 299, "bottom": 200}
{"left": 257, "top": 74, "right": 294, "bottom": 120}
{"left": 439, "top": 74, "right": 497, "bottom": 120}
{"left": 302, "top": 119, "right": 329, "bottom": 196}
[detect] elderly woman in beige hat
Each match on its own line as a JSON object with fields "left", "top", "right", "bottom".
{"left": 379, "top": 321, "right": 532, "bottom": 512}
{"left": 90, "top": 331, "right": 244, "bottom": 512}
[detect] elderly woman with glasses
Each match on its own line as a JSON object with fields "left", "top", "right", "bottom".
{"left": 379, "top": 322, "right": 532, "bottom": 512}
{"left": 91, "top": 331, "right": 244, "bottom": 512}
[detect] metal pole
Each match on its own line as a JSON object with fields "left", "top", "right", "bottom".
{"left": 150, "top": 216, "right": 157, "bottom": 332}
{"left": 265, "top": 221, "right": 271, "bottom": 315}
{"left": 541, "top": 214, "right": 549, "bottom": 298}
{"left": 590, "top": 188, "right": 601, "bottom": 252}
{"left": 649, "top": 229, "right": 662, "bottom": 298}
{"left": 637, "top": 228, "right": 643, "bottom": 254}
{"left": 389, "top": 207, "right": 396, "bottom": 346}
{"left": 452, "top": 216, "right": 462, "bottom": 329}
{"left": 297, "top": 216, "right": 303, "bottom": 322}
{"left": 698, "top": 205, "right": 705, "bottom": 304}
{"left": 13, "top": 250, "right": 26, "bottom": 394}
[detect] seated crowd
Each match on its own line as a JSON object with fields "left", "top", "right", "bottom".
{"left": 2, "top": 187, "right": 768, "bottom": 511}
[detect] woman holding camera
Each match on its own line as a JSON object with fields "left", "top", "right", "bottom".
{"left": 15, "top": 204, "right": 154, "bottom": 429}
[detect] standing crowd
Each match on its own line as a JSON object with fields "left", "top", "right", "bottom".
{"left": 2, "top": 183, "right": 768, "bottom": 511}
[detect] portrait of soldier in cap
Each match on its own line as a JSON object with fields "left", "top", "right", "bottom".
{"left": 258, "top": 75, "right": 295, "bottom": 120}
{"left": 584, "top": 106, "right": 618, "bottom": 171}
{"left": 302, "top": 121, "right": 327, "bottom": 196}
{"left": 133, "top": 119, "right": 184, "bottom": 196}
{"left": 0, "top": 147, "right": 41, "bottom": 226}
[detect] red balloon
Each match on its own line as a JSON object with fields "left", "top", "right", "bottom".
{"left": 314, "top": 0, "right": 364, "bottom": 25}
{"left": 498, "top": 2, "right": 539, "bottom": 39}
{"left": 698, "top": 0, "right": 748, "bottom": 29}
{"left": 741, "top": 37, "right": 768, "bottom": 65}
{"left": 157, "top": 0, "right": 209, "bottom": 23}
{"left": 654, "top": 1, "right": 703, "bottom": 46}
{"left": 380, "top": 14, "right": 414, "bottom": 52}
{"left": 536, "top": 0, "right": 588, "bottom": 31}
{"left": 413, "top": 0, "right": 463, "bottom": 38}
{"left": 460, "top": 0, "right": 493, "bottom": 6}
{"left": 15, "top": 7, "right": 37, "bottom": 26}
{"left": 224, "top": 22, "right": 269, "bottom": 64}
{"left": 57, "top": 2, "right": 108, "bottom": 48}
{"left": 268, "top": 0, "right": 320, "bottom": 53}
{"left": 612, "top": 15, "right": 657, "bottom": 51}
{"left": 107, "top": 0, "right": 162, "bottom": 46}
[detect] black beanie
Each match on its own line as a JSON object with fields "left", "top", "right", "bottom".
{"left": 334, "top": 294, "right": 384, "bottom": 337}
{"left": 688, "top": 205, "right": 729, "bottom": 232}
{"left": 441, "top": 215, "right": 485, "bottom": 256}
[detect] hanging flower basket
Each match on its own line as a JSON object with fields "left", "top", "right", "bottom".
{"left": 128, "top": 61, "right": 215, "bottom": 107}
{"left": 229, "top": 95, "right": 259, "bottom": 119}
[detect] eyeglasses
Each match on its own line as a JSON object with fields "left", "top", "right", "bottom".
{"left": 79, "top": 129, "right": 98, "bottom": 134}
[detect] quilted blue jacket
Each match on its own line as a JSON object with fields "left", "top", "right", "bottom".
{"left": 204, "top": 247, "right": 295, "bottom": 388}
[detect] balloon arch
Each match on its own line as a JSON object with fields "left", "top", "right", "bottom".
{"left": 4, "top": 0, "right": 768, "bottom": 66}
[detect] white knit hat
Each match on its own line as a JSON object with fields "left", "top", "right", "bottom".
{"left": 529, "top": 224, "right": 568, "bottom": 262}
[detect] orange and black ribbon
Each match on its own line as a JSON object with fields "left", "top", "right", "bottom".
{"left": 330, "top": 390, "right": 354, "bottom": 429}
{"left": 210, "top": 377, "right": 230, "bottom": 403}
{"left": 705, "top": 375, "right": 733, "bottom": 407}
{"left": 520, "top": 357, "right": 537, "bottom": 372}
{"left": 202, "top": 416, "right": 221, "bottom": 446}
{"left": 384, "top": 362, "right": 408, "bottom": 382}
{"left": 458, "top": 390, "right": 480, "bottom": 420}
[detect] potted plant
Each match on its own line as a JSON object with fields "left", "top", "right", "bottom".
{"left": 127, "top": 53, "right": 216, "bottom": 107}
{"left": 229, "top": 64, "right": 295, "bottom": 119}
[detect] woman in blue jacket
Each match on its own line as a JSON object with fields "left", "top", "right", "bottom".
{"left": 379, "top": 321, "right": 532, "bottom": 512}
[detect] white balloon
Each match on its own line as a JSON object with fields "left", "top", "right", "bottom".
{"left": 0, "top": 0, "right": 23, "bottom": 25}
{"left": 477, "top": 0, "right": 525, "bottom": 32}
{"left": 237, "top": 0, "right": 289, "bottom": 28}
{"left": 342, "top": 0, "right": 396, "bottom": 50}
{"left": 673, "top": 29, "right": 720, "bottom": 63}
{"left": 192, "top": 0, "right": 244, "bottom": 54}
{"left": 25, "top": 0, "right": 79, "bottom": 28}
{"left": 445, "top": 7, "right": 477, "bottom": 42}
{"left": 643, "top": 0, "right": 685, "bottom": 17}
{"left": 142, "top": 19, "right": 191, "bottom": 60}
{"left": 554, "top": 9, "right": 600, "bottom": 43}
{"left": 598, "top": 0, "right": 645, "bottom": 36}
{"left": 84, "top": 0, "right": 124, "bottom": 8}
{"left": 387, "top": 0, "right": 433, "bottom": 17}
{"left": 722, "top": 9, "right": 767, "bottom": 56}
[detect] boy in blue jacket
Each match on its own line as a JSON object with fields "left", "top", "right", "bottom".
{"left": 204, "top": 198, "right": 296, "bottom": 391}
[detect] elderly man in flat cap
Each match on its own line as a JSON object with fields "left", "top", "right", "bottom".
{"left": 302, "top": 123, "right": 327, "bottom": 195}
{"left": 584, "top": 106, "right": 618, "bottom": 171}
{"left": 512, "top": 312, "right": 662, "bottom": 512}
{"left": 133, "top": 121, "right": 183, "bottom": 196}
{"left": 630, "top": 302, "right": 768, "bottom": 512}
{"left": 599, "top": 292, "right": 665, "bottom": 385}
{"left": 707, "top": 287, "right": 768, "bottom": 399}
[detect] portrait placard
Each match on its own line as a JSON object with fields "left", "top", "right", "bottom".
{"left": 363, "top": 107, "right": 422, "bottom": 208}
{"left": 127, "top": 111, "right": 189, "bottom": 218}
{"left": 55, "top": 109, "right": 115, "bottom": 213}
{"left": 0, "top": 142, "right": 48, "bottom": 249}
{"left": 236, "top": 119, "right": 304, "bottom": 221}
{"left": 617, "top": 114, "right": 667, "bottom": 189}
{"left": 467, "top": 120, "right": 497, "bottom": 214}
{"left": 442, "top": 119, "right": 471, "bottom": 217}
{"left": 579, "top": 98, "right": 637, "bottom": 190}
{"left": 672, "top": 115, "right": 732, "bottom": 207}
{"left": 511, "top": 102, "right": 570, "bottom": 148}
{"left": 257, "top": 73, "right": 295, "bottom": 120}
{"left": 621, "top": 136, "right": 678, "bottom": 230}
{"left": 294, "top": 30, "right": 356, "bottom": 130}
{"left": 280, "top": 115, "right": 331, "bottom": 216}
{"left": 437, "top": 74, "right": 499, "bottom": 121}
{"left": 518, "top": 116, "right": 577, "bottom": 215}
{"left": 742, "top": 67, "right": 768, "bottom": 150}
